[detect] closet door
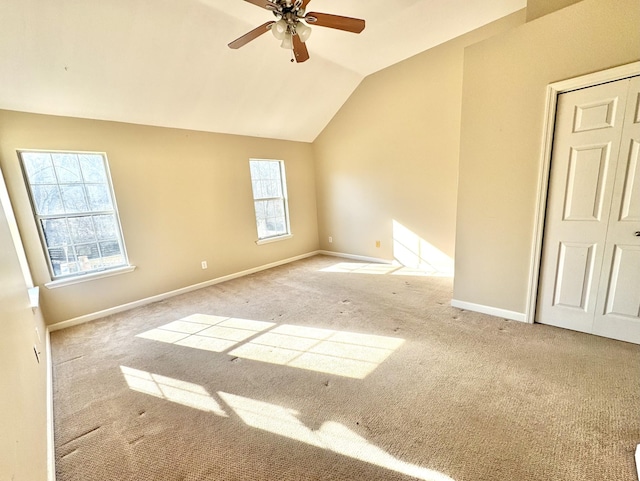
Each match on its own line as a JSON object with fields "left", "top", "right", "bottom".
{"left": 537, "top": 77, "right": 638, "bottom": 343}
{"left": 592, "top": 76, "right": 640, "bottom": 343}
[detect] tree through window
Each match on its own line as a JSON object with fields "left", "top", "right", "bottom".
{"left": 19, "top": 151, "right": 129, "bottom": 279}
{"left": 249, "top": 159, "right": 290, "bottom": 241}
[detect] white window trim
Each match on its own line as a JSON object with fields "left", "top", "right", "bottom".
{"left": 249, "top": 159, "right": 291, "bottom": 242}
{"left": 255, "top": 233, "right": 293, "bottom": 245}
{"left": 18, "top": 149, "right": 132, "bottom": 283}
{"left": 45, "top": 264, "right": 136, "bottom": 289}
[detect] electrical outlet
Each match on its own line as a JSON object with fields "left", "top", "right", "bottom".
{"left": 201, "top": 261, "right": 208, "bottom": 269}
{"left": 375, "top": 240, "right": 381, "bottom": 248}
{"left": 328, "top": 236, "right": 333, "bottom": 243}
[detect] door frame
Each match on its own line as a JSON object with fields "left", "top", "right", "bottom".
{"left": 524, "top": 61, "right": 640, "bottom": 324}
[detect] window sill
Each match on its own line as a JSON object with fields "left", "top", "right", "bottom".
{"left": 45, "top": 265, "right": 136, "bottom": 289}
{"left": 255, "top": 234, "right": 293, "bottom": 245}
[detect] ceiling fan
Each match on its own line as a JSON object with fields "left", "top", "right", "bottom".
{"left": 228, "top": 0, "right": 365, "bottom": 63}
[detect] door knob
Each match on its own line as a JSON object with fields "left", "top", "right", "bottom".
{"left": 636, "top": 231, "right": 640, "bottom": 237}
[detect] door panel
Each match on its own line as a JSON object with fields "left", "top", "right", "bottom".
{"left": 619, "top": 140, "right": 640, "bottom": 221}
{"left": 563, "top": 144, "right": 611, "bottom": 221}
{"left": 573, "top": 97, "right": 618, "bottom": 132}
{"left": 537, "top": 79, "right": 628, "bottom": 333}
{"left": 552, "top": 242, "right": 596, "bottom": 310}
{"left": 593, "top": 76, "right": 640, "bottom": 343}
{"left": 603, "top": 245, "right": 640, "bottom": 318}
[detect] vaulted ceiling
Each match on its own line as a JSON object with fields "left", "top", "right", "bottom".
{"left": 0, "top": 0, "right": 525, "bottom": 142}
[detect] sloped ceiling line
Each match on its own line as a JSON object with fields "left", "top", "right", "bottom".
{"left": 0, "top": 0, "right": 526, "bottom": 142}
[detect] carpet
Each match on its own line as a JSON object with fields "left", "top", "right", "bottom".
{"left": 51, "top": 255, "right": 640, "bottom": 481}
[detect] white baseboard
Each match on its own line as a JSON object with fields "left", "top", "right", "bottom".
{"left": 48, "top": 251, "right": 320, "bottom": 332}
{"left": 450, "top": 299, "right": 527, "bottom": 323}
{"left": 46, "top": 327, "right": 56, "bottom": 481}
{"left": 317, "top": 250, "right": 393, "bottom": 265}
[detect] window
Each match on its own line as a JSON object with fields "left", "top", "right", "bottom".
{"left": 19, "top": 150, "right": 129, "bottom": 280}
{"left": 249, "top": 159, "right": 290, "bottom": 242}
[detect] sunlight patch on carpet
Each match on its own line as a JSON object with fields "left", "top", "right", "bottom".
{"left": 135, "top": 315, "right": 404, "bottom": 379}
{"left": 319, "top": 261, "right": 451, "bottom": 277}
{"left": 218, "top": 392, "right": 456, "bottom": 481}
{"left": 229, "top": 324, "right": 404, "bottom": 379}
{"left": 120, "top": 366, "right": 227, "bottom": 416}
{"left": 136, "top": 314, "right": 275, "bottom": 353}
{"left": 118, "top": 366, "right": 454, "bottom": 481}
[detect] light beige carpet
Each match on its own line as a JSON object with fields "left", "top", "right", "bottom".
{"left": 51, "top": 255, "right": 640, "bottom": 481}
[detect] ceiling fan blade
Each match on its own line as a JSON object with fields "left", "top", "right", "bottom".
{"left": 304, "top": 12, "right": 365, "bottom": 33}
{"left": 228, "top": 21, "right": 275, "bottom": 49}
{"left": 243, "top": 0, "right": 280, "bottom": 11}
{"left": 292, "top": 34, "right": 309, "bottom": 63}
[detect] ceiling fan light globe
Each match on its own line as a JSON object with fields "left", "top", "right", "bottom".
{"left": 296, "top": 21, "right": 312, "bottom": 42}
{"left": 280, "top": 33, "right": 293, "bottom": 49}
{"left": 272, "top": 19, "right": 287, "bottom": 40}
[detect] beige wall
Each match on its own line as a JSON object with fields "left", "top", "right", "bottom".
{"left": 526, "top": 0, "right": 583, "bottom": 21}
{"left": 454, "top": 0, "right": 640, "bottom": 313}
{"left": 3, "top": 3, "right": 635, "bottom": 478}
{"left": 312, "top": 11, "right": 525, "bottom": 265}
{"left": 3, "top": 0, "right": 634, "bottom": 328}
{"left": 0, "top": 111, "right": 319, "bottom": 324}
{"left": 0, "top": 194, "right": 49, "bottom": 480}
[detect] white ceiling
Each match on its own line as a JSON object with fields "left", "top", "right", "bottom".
{"left": 0, "top": 0, "right": 525, "bottom": 142}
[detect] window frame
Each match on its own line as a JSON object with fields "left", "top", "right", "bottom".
{"left": 249, "top": 159, "right": 292, "bottom": 244}
{"left": 17, "top": 149, "right": 132, "bottom": 284}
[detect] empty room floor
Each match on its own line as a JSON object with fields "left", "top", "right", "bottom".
{"left": 50, "top": 255, "right": 640, "bottom": 481}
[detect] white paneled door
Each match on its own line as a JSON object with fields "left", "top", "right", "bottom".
{"left": 537, "top": 76, "right": 640, "bottom": 344}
